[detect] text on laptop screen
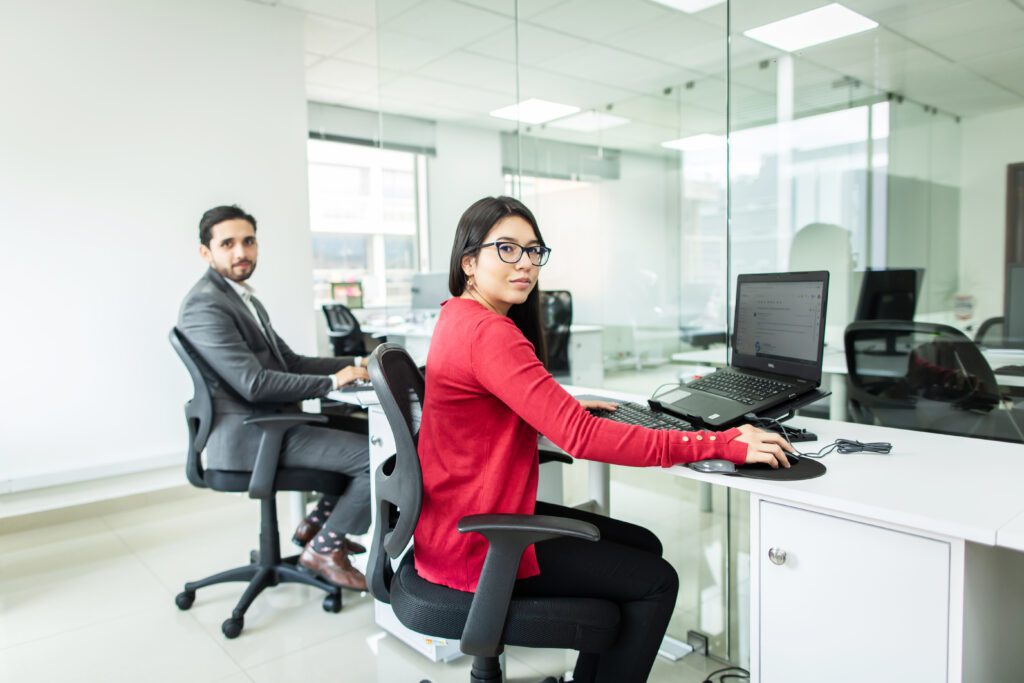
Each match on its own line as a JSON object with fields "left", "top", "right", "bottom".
{"left": 734, "top": 280, "right": 825, "bottom": 364}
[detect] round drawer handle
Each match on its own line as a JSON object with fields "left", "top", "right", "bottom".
{"left": 768, "top": 547, "right": 787, "bottom": 566}
{"left": 370, "top": 436, "right": 383, "bottom": 447}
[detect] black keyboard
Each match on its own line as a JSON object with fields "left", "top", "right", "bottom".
{"left": 589, "top": 401, "right": 695, "bottom": 431}
{"left": 687, "top": 371, "right": 793, "bottom": 405}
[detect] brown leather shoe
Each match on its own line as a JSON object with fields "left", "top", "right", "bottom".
{"left": 299, "top": 545, "right": 368, "bottom": 591}
{"left": 292, "top": 519, "right": 321, "bottom": 547}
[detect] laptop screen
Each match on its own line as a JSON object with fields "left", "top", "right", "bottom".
{"left": 731, "top": 271, "right": 829, "bottom": 382}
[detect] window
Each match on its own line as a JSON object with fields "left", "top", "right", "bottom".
{"left": 307, "top": 139, "right": 426, "bottom": 308}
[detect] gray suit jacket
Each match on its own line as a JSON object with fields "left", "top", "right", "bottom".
{"left": 178, "top": 268, "right": 355, "bottom": 470}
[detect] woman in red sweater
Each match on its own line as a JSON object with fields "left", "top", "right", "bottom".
{"left": 417, "top": 196, "right": 793, "bottom": 682}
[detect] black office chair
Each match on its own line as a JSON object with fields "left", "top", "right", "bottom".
{"left": 975, "top": 316, "right": 1005, "bottom": 347}
{"left": 844, "top": 321, "right": 1017, "bottom": 439}
{"left": 169, "top": 328, "right": 352, "bottom": 638}
{"left": 541, "top": 290, "right": 572, "bottom": 377}
{"left": 323, "top": 302, "right": 367, "bottom": 356}
{"left": 365, "top": 343, "right": 618, "bottom": 683}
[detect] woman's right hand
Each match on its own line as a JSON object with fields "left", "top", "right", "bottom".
{"left": 734, "top": 424, "right": 794, "bottom": 468}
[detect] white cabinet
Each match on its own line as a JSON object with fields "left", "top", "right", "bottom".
{"left": 754, "top": 500, "right": 951, "bottom": 683}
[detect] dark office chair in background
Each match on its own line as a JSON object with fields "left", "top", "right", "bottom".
{"left": 843, "top": 321, "right": 1020, "bottom": 440}
{"left": 541, "top": 290, "right": 572, "bottom": 377}
{"left": 365, "top": 343, "right": 615, "bottom": 683}
{"left": 975, "top": 316, "right": 1005, "bottom": 347}
{"left": 169, "top": 328, "right": 351, "bottom": 638}
{"left": 323, "top": 302, "right": 367, "bottom": 357}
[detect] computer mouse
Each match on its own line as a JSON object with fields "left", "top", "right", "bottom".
{"left": 688, "top": 459, "right": 737, "bottom": 474}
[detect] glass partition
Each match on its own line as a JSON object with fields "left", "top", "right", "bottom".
{"left": 302, "top": 0, "right": 1024, "bottom": 672}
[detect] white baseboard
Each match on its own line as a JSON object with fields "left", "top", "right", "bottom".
{"left": 0, "top": 453, "right": 185, "bottom": 519}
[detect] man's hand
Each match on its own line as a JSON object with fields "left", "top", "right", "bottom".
{"left": 734, "top": 424, "right": 795, "bottom": 468}
{"left": 334, "top": 365, "right": 369, "bottom": 387}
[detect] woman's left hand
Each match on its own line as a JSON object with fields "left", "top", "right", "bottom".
{"left": 579, "top": 399, "right": 618, "bottom": 412}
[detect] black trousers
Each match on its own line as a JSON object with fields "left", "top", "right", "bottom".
{"left": 514, "top": 502, "right": 679, "bottom": 683}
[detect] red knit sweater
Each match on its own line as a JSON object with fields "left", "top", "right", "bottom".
{"left": 414, "top": 298, "right": 747, "bottom": 592}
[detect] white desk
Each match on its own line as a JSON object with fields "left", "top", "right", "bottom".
{"left": 554, "top": 388, "right": 1024, "bottom": 682}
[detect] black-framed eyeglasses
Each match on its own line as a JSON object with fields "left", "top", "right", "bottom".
{"left": 471, "top": 241, "right": 552, "bottom": 266}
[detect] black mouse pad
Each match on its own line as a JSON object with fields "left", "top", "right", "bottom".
{"left": 732, "top": 457, "right": 826, "bottom": 480}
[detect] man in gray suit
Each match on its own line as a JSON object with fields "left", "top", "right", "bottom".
{"left": 178, "top": 205, "right": 369, "bottom": 591}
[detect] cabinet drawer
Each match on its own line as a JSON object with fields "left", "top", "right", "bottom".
{"left": 759, "top": 501, "right": 950, "bottom": 683}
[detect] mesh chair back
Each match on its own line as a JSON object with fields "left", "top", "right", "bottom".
{"left": 169, "top": 328, "right": 213, "bottom": 488}
{"left": 322, "top": 303, "right": 367, "bottom": 356}
{"left": 845, "top": 321, "right": 1002, "bottom": 429}
{"left": 541, "top": 290, "right": 572, "bottom": 375}
{"left": 365, "top": 343, "right": 425, "bottom": 601}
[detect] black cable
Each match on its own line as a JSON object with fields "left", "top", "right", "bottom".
{"left": 745, "top": 414, "right": 891, "bottom": 458}
{"left": 702, "top": 665, "right": 749, "bottom": 683}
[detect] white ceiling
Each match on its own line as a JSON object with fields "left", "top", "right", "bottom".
{"left": 278, "top": 0, "right": 1024, "bottom": 151}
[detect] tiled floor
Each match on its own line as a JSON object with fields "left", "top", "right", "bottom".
{"left": 1, "top": 364, "right": 750, "bottom": 682}
{"left": 0, "top": 485, "right": 738, "bottom": 683}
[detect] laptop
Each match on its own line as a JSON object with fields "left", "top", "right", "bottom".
{"left": 653, "top": 271, "right": 830, "bottom": 428}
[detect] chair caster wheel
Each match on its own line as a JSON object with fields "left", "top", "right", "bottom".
{"left": 175, "top": 590, "right": 195, "bottom": 610}
{"left": 222, "top": 617, "right": 244, "bottom": 639}
{"left": 322, "top": 594, "right": 342, "bottom": 613}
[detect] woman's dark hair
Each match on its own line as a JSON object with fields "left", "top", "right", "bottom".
{"left": 449, "top": 196, "right": 548, "bottom": 367}
{"left": 199, "top": 205, "right": 257, "bottom": 247}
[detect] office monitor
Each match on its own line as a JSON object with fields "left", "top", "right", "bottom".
{"left": 1006, "top": 263, "right": 1024, "bottom": 348}
{"left": 411, "top": 272, "right": 450, "bottom": 312}
{"left": 854, "top": 268, "right": 924, "bottom": 322}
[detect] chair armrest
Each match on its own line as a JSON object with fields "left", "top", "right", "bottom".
{"left": 242, "top": 413, "right": 328, "bottom": 499}
{"left": 457, "top": 513, "right": 599, "bottom": 657}
{"left": 538, "top": 448, "right": 572, "bottom": 466}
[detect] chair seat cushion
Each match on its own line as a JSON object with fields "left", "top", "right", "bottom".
{"left": 205, "top": 468, "right": 350, "bottom": 495}
{"left": 389, "top": 552, "right": 620, "bottom": 653}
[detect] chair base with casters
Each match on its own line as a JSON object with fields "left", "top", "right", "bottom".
{"left": 169, "top": 327, "right": 359, "bottom": 639}
{"left": 174, "top": 468, "right": 351, "bottom": 638}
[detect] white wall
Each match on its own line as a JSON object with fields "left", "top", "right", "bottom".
{"left": 0, "top": 0, "right": 312, "bottom": 490}
{"left": 959, "top": 105, "right": 1024, "bottom": 322}
{"left": 425, "top": 123, "right": 506, "bottom": 273}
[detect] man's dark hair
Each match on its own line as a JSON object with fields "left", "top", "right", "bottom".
{"left": 199, "top": 205, "right": 257, "bottom": 246}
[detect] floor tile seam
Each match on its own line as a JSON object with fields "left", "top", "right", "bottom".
{"left": 101, "top": 514, "right": 181, "bottom": 598}
{"left": 210, "top": 598, "right": 379, "bottom": 670}
{"left": 232, "top": 612, "right": 383, "bottom": 675}
{"left": 0, "top": 601, "right": 168, "bottom": 654}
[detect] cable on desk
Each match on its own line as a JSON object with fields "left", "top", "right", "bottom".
{"left": 702, "top": 665, "right": 749, "bottom": 683}
{"left": 745, "top": 414, "right": 892, "bottom": 459}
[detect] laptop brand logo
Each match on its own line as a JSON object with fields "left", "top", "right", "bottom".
{"left": 768, "top": 362, "right": 775, "bottom": 368}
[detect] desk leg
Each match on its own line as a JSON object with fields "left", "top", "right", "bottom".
{"left": 588, "top": 462, "right": 610, "bottom": 515}
{"left": 289, "top": 491, "right": 306, "bottom": 532}
{"left": 829, "top": 373, "right": 847, "bottom": 421}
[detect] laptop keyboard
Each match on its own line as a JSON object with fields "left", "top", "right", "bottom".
{"left": 687, "top": 371, "right": 794, "bottom": 405}
{"left": 589, "top": 401, "right": 696, "bottom": 431}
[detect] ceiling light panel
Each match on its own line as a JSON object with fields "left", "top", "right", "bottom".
{"left": 489, "top": 99, "right": 580, "bottom": 124}
{"left": 550, "top": 111, "right": 631, "bottom": 132}
{"left": 650, "top": 0, "right": 726, "bottom": 14}
{"left": 743, "top": 3, "right": 878, "bottom": 52}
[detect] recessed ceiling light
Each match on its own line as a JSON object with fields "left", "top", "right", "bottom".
{"left": 661, "top": 133, "right": 724, "bottom": 152}
{"left": 650, "top": 0, "right": 726, "bottom": 14}
{"left": 549, "top": 111, "right": 630, "bottom": 132}
{"left": 744, "top": 3, "right": 877, "bottom": 52}
{"left": 489, "top": 99, "right": 580, "bottom": 124}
